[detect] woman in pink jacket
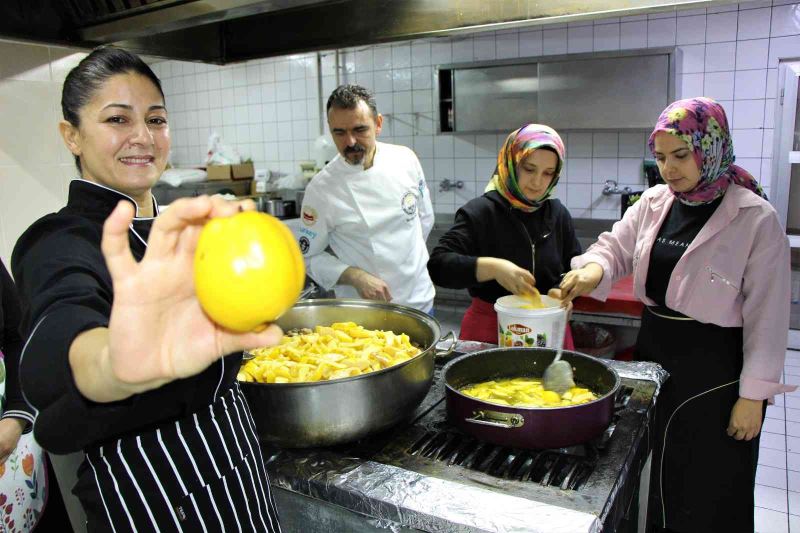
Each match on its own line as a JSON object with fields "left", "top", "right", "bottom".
{"left": 561, "top": 97, "right": 793, "bottom": 533}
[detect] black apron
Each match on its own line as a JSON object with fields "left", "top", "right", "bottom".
{"left": 74, "top": 384, "right": 281, "bottom": 532}
{"left": 637, "top": 307, "right": 762, "bottom": 533}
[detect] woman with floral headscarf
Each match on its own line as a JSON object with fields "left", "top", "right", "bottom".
{"left": 560, "top": 97, "right": 793, "bottom": 532}
{"left": 428, "top": 124, "right": 582, "bottom": 344}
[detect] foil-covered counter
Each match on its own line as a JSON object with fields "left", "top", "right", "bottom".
{"left": 604, "top": 360, "right": 668, "bottom": 391}
{"left": 266, "top": 449, "right": 601, "bottom": 532}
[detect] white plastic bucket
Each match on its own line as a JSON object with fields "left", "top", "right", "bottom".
{"left": 494, "top": 295, "right": 567, "bottom": 350}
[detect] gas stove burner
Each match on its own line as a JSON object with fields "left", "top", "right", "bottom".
{"left": 407, "top": 431, "right": 596, "bottom": 490}
{"left": 401, "top": 385, "right": 635, "bottom": 490}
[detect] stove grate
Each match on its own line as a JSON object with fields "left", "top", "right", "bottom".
{"left": 402, "top": 385, "right": 636, "bottom": 490}
{"left": 406, "top": 431, "right": 596, "bottom": 490}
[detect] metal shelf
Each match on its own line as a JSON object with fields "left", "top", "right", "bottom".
{"left": 572, "top": 311, "right": 641, "bottom": 328}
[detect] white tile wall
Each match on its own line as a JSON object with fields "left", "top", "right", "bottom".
{"left": 156, "top": 0, "right": 798, "bottom": 219}
{"left": 706, "top": 41, "right": 738, "bottom": 71}
{"left": 0, "top": 40, "right": 87, "bottom": 265}
{"left": 705, "top": 70, "right": 736, "bottom": 100}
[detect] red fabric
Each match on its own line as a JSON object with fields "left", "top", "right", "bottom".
{"left": 572, "top": 275, "right": 644, "bottom": 317}
{"left": 459, "top": 298, "right": 498, "bottom": 344}
{"left": 615, "top": 346, "right": 636, "bottom": 361}
{"left": 459, "top": 297, "right": 575, "bottom": 350}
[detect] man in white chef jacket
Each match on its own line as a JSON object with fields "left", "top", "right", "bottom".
{"left": 298, "top": 84, "right": 436, "bottom": 313}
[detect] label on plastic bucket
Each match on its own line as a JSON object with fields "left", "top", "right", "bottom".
{"left": 494, "top": 295, "right": 566, "bottom": 350}
{"left": 507, "top": 323, "right": 532, "bottom": 335}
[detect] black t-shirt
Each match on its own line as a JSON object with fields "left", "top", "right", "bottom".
{"left": 646, "top": 196, "right": 723, "bottom": 307}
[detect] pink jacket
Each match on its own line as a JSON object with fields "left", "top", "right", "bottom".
{"left": 572, "top": 184, "right": 794, "bottom": 400}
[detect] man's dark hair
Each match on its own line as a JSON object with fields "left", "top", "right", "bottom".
{"left": 326, "top": 84, "right": 378, "bottom": 117}
{"left": 62, "top": 46, "right": 164, "bottom": 173}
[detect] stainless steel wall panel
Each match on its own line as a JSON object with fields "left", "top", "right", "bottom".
{"left": 453, "top": 64, "right": 538, "bottom": 133}
{"left": 538, "top": 54, "right": 669, "bottom": 130}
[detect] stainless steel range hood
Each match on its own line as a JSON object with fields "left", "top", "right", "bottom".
{"left": 78, "top": 0, "right": 330, "bottom": 42}
{"left": 1, "top": 0, "right": 737, "bottom": 64}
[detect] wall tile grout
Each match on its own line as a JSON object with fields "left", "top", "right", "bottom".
{"left": 151, "top": 0, "right": 795, "bottom": 217}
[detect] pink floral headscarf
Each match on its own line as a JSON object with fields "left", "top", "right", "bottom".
{"left": 648, "top": 97, "right": 766, "bottom": 205}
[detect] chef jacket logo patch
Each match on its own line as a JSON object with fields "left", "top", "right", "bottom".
{"left": 401, "top": 191, "right": 417, "bottom": 219}
{"left": 299, "top": 236, "right": 310, "bottom": 254}
{"left": 299, "top": 227, "right": 317, "bottom": 239}
{"left": 508, "top": 324, "right": 532, "bottom": 335}
{"left": 302, "top": 207, "right": 318, "bottom": 226}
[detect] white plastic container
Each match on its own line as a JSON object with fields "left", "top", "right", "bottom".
{"left": 494, "top": 295, "right": 567, "bottom": 350}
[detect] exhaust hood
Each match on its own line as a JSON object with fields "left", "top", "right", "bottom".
{"left": 1, "top": 0, "right": 738, "bottom": 64}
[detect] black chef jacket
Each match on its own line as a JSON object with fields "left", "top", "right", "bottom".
{"left": 12, "top": 180, "right": 242, "bottom": 454}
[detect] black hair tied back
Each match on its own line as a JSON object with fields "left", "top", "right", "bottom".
{"left": 61, "top": 46, "right": 164, "bottom": 173}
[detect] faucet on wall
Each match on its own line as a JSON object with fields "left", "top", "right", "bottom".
{"left": 602, "top": 180, "right": 633, "bottom": 196}
{"left": 440, "top": 179, "right": 464, "bottom": 192}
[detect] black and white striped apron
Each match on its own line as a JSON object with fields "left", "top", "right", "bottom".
{"left": 75, "top": 384, "right": 281, "bottom": 532}
{"left": 637, "top": 306, "right": 763, "bottom": 533}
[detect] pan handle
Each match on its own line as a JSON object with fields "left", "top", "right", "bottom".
{"left": 435, "top": 331, "right": 457, "bottom": 358}
{"left": 466, "top": 410, "right": 525, "bottom": 429}
{"left": 299, "top": 282, "right": 317, "bottom": 300}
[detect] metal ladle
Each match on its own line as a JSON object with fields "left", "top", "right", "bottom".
{"left": 521, "top": 287, "right": 575, "bottom": 394}
{"left": 542, "top": 304, "right": 575, "bottom": 395}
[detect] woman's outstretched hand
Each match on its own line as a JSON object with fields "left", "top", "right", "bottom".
{"left": 559, "top": 263, "right": 604, "bottom": 303}
{"left": 480, "top": 258, "right": 537, "bottom": 296}
{"left": 72, "top": 196, "right": 284, "bottom": 402}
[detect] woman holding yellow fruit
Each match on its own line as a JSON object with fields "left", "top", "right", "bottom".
{"left": 12, "top": 47, "right": 290, "bottom": 531}
{"left": 428, "top": 124, "right": 582, "bottom": 346}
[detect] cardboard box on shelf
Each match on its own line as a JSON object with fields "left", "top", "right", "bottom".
{"left": 206, "top": 165, "right": 231, "bottom": 181}
{"left": 205, "top": 162, "right": 255, "bottom": 181}
{"left": 232, "top": 162, "right": 255, "bottom": 180}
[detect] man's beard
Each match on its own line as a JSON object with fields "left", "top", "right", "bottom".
{"left": 344, "top": 144, "right": 366, "bottom": 164}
